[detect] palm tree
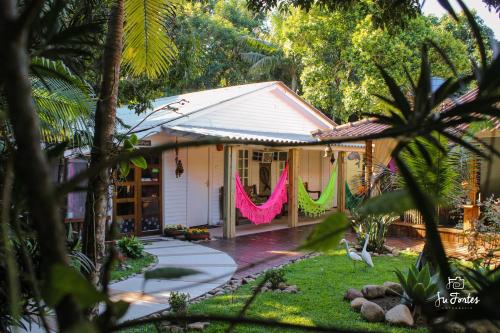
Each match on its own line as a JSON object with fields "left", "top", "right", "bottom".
{"left": 82, "top": 0, "right": 179, "bottom": 287}
{"left": 241, "top": 39, "right": 300, "bottom": 92}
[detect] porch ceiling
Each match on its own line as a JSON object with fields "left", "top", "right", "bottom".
{"left": 161, "top": 125, "right": 365, "bottom": 149}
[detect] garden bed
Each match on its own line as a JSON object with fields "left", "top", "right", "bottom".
{"left": 120, "top": 250, "right": 427, "bottom": 333}
{"left": 111, "top": 253, "right": 157, "bottom": 282}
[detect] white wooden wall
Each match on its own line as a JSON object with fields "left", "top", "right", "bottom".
{"left": 161, "top": 144, "right": 352, "bottom": 229}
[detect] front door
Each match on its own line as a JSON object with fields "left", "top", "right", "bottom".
{"left": 187, "top": 147, "right": 209, "bottom": 227}
{"left": 114, "top": 156, "right": 162, "bottom": 236}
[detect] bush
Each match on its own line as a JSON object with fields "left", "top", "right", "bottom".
{"left": 117, "top": 236, "right": 144, "bottom": 259}
{"left": 352, "top": 212, "right": 397, "bottom": 253}
{"left": 395, "top": 263, "right": 439, "bottom": 308}
{"left": 169, "top": 291, "right": 189, "bottom": 314}
{"left": 264, "top": 268, "right": 286, "bottom": 289}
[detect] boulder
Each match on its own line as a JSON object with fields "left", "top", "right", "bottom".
{"left": 350, "top": 297, "right": 367, "bottom": 312}
{"left": 465, "top": 320, "right": 500, "bottom": 333}
{"left": 385, "top": 304, "right": 414, "bottom": 326}
{"left": 362, "top": 285, "right": 386, "bottom": 299}
{"left": 360, "top": 301, "right": 385, "bottom": 322}
{"left": 187, "top": 322, "right": 210, "bottom": 331}
{"left": 383, "top": 282, "right": 404, "bottom": 296}
{"left": 284, "top": 285, "right": 298, "bottom": 293}
{"left": 278, "top": 282, "right": 287, "bottom": 290}
{"left": 344, "top": 288, "right": 363, "bottom": 301}
{"left": 443, "top": 321, "right": 466, "bottom": 333}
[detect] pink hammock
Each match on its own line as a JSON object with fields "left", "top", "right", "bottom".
{"left": 235, "top": 164, "right": 288, "bottom": 225}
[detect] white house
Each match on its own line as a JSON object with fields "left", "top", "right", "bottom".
{"left": 110, "top": 81, "right": 370, "bottom": 238}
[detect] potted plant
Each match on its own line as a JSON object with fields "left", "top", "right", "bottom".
{"left": 164, "top": 224, "right": 188, "bottom": 237}
{"left": 185, "top": 228, "right": 210, "bottom": 241}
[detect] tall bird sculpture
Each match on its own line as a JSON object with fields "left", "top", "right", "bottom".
{"left": 361, "top": 234, "right": 374, "bottom": 268}
{"left": 340, "top": 239, "right": 362, "bottom": 269}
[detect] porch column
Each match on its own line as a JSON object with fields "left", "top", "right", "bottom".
{"left": 463, "top": 156, "right": 480, "bottom": 230}
{"left": 337, "top": 151, "right": 346, "bottom": 213}
{"left": 223, "top": 145, "right": 236, "bottom": 239}
{"left": 365, "top": 140, "right": 373, "bottom": 193}
{"left": 288, "top": 148, "right": 299, "bottom": 228}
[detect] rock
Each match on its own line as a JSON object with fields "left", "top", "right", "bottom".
{"left": 466, "top": 320, "right": 500, "bottom": 333}
{"left": 215, "top": 290, "right": 224, "bottom": 296}
{"left": 260, "top": 286, "right": 268, "bottom": 292}
{"left": 392, "top": 249, "right": 400, "bottom": 256}
{"left": 362, "top": 285, "right": 386, "bottom": 299}
{"left": 442, "top": 321, "right": 466, "bottom": 333}
{"left": 383, "top": 282, "right": 403, "bottom": 296}
{"left": 187, "top": 322, "right": 210, "bottom": 331}
{"left": 242, "top": 277, "right": 254, "bottom": 285}
{"left": 169, "top": 325, "right": 184, "bottom": 333}
{"left": 373, "top": 252, "right": 380, "bottom": 256}
{"left": 278, "top": 282, "right": 287, "bottom": 290}
{"left": 209, "top": 288, "right": 221, "bottom": 295}
{"left": 360, "top": 301, "right": 385, "bottom": 322}
{"left": 284, "top": 285, "right": 298, "bottom": 293}
{"left": 350, "top": 297, "right": 367, "bottom": 312}
{"left": 385, "top": 304, "right": 414, "bottom": 327}
{"left": 249, "top": 274, "right": 258, "bottom": 279}
{"left": 344, "top": 288, "right": 363, "bottom": 301}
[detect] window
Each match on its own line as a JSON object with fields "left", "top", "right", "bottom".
{"left": 277, "top": 151, "right": 288, "bottom": 174}
{"left": 238, "top": 149, "right": 249, "bottom": 186}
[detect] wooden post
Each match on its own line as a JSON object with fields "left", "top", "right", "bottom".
{"left": 463, "top": 157, "right": 480, "bottom": 230}
{"left": 365, "top": 140, "right": 373, "bottom": 193}
{"left": 223, "top": 145, "right": 236, "bottom": 239}
{"left": 337, "top": 151, "right": 346, "bottom": 213}
{"left": 288, "top": 148, "right": 299, "bottom": 228}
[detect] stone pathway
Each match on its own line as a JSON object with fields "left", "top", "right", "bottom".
{"left": 108, "top": 238, "right": 237, "bottom": 322}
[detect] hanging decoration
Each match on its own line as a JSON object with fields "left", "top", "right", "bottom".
{"left": 174, "top": 138, "right": 184, "bottom": 178}
{"left": 235, "top": 163, "right": 288, "bottom": 225}
{"left": 298, "top": 165, "right": 337, "bottom": 217}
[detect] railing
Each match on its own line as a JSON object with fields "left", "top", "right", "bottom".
{"left": 401, "top": 206, "right": 456, "bottom": 226}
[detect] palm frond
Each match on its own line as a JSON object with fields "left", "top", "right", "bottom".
{"left": 123, "top": 0, "right": 178, "bottom": 78}
{"left": 29, "top": 57, "right": 94, "bottom": 145}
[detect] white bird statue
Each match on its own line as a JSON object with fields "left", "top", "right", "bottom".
{"left": 340, "top": 239, "right": 362, "bottom": 269}
{"left": 361, "top": 234, "right": 374, "bottom": 268}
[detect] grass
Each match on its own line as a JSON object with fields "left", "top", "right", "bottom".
{"left": 111, "top": 252, "right": 156, "bottom": 282}
{"left": 120, "top": 250, "right": 428, "bottom": 333}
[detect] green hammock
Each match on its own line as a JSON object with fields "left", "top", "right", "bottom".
{"left": 298, "top": 167, "right": 337, "bottom": 217}
{"left": 345, "top": 182, "right": 363, "bottom": 210}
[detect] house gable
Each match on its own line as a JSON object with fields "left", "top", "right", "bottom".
{"left": 165, "top": 82, "right": 334, "bottom": 135}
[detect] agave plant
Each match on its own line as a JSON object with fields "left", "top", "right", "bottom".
{"left": 395, "top": 263, "right": 440, "bottom": 307}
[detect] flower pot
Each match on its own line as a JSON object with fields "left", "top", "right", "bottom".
{"left": 185, "top": 233, "right": 210, "bottom": 241}
{"left": 164, "top": 229, "right": 185, "bottom": 237}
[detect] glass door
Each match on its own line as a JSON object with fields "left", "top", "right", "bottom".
{"left": 113, "top": 156, "right": 162, "bottom": 236}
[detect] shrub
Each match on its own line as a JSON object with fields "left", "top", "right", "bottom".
{"left": 117, "top": 236, "right": 144, "bottom": 259}
{"left": 395, "top": 263, "right": 439, "bottom": 307}
{"left": 264, "top": 268, "right": 286, "bottom": 289}
{"left": 352, "top": 212, "right": 397, "bottom": 253}
{"left": 169, "top": 291, "right": 189, "bottom": 314}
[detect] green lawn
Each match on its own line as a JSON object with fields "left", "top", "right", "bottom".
{"left": 120, "top": 250, "right": 428, "bottom": 333}
{"left": 111, "top": 252, "right": 156, "bottom": 282}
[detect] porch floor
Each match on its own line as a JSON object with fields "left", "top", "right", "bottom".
{"left": 208, "top": 213, "right": 330, "bottom": 239}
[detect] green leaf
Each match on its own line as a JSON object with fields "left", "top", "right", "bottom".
{"left": 144, "top": 267, "right": 201, "bottom": 280}
{"left": 123, "top": 139, "right": 134, "bottom": 150}
{"left": 130, "top": 156, "right": 147, "bottom": 169}
{"left": 42, "top": 264, "right": 106, "bottom": 308}
{"left": 123, "top": 0, "right": 178, "bottom": 78}
{"left": 119, "top": 161, "right": 131, "bottom": 178}
{"left": 129, "top": 133, "right": 138, "bottom": 145}
{"left": 299, "top": 213, "right": 349, "bottom": 252}
{"left": 419, "top": 264, "right": 431, "bottom": 287}
{"left": 357, "top": 190, "right": 415, "bottom": 216}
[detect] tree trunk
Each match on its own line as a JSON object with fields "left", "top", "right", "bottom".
{"left": 82, "top": 0, "right": 124, "bottom": 287}
{"left": 0, "top": 1, "right": 86, "bottom": 330}
{"left": 290, "top": 65, "right": 298, "bottom": 93}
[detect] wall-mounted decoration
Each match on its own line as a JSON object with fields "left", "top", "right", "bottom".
{"left": 262, "top": 152, "right": 273, "bottom": 163}
{"left": 216, "top": 143, "right": 224, "bottom": 151}
{"left": 174, "top": 138, "right": 184, "bottom": 178}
